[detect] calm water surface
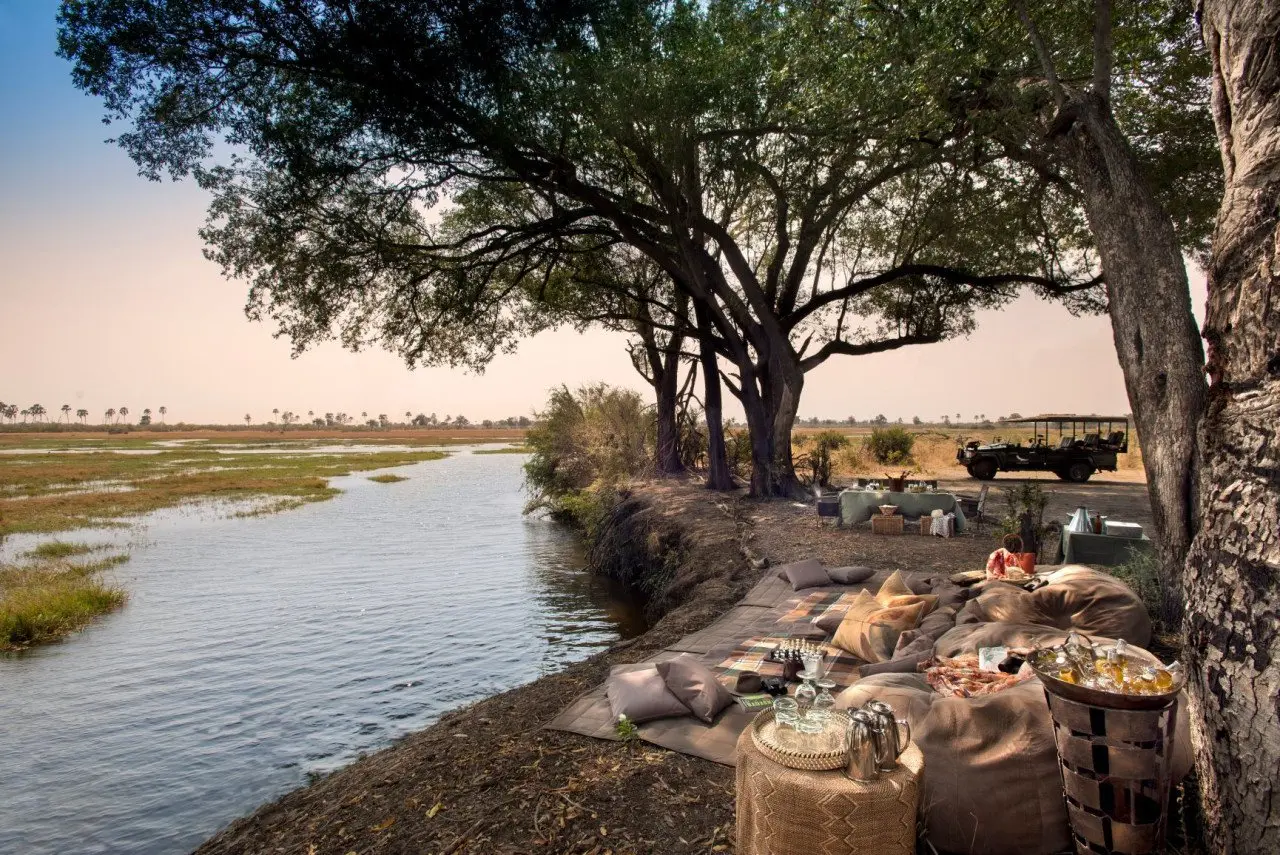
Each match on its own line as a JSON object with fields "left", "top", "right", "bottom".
{"left": 0, "top": 450, "right": 644, "bottom": 855}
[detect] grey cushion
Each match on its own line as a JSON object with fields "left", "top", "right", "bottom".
{"left": 858, "top": 650, "right": 931, "bottom": 678}
{"left": 606, "top": 665, "right": 691, "bottom": 723}
{"left": 776, "top": 558, "right": 832, "bottom": 590}
{"left": 918, "top": 606, "right": 959, "bottom": 642}
{"left": 814, "top": 608, "right": 848, "bottom": 635}
{"left": 827, "top": 565, "right": 875, "bottom": 585}
{"left": 656, "top": 654, "right": 733, "bottom": 723}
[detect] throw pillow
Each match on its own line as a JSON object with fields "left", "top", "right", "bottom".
{"left": 831, "top": 589, "right": 927, "bottom": 662}
{"left": 777, "top": 558, "right": 832, "bottom": 590}
{"left": 876, "top": 569, "right": 939, "bottom": 616}
{"left": 656, "top": 655, "right": 734, "bottom": 723}
{"left": 827, "top": 565, "right": 875, "bottom": 585}
{"left": 813, "top": 607, "right": 849, "bottom": 635}
{"left": 606, "top": 665, "right": 691, "bottom": 724}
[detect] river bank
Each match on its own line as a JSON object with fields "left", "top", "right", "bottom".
{"left": 193, "top": 474, "right": 1158, "bottom": 855}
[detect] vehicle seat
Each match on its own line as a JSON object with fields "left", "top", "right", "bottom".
{"left": 1083, "top": 432, "right": 1100, "bottom": 447}
{"left": 1057, "top": 436, "right": 1073, "bottom": 450}
{"left": 1106, "top": 431, "right": 1125, "bottom": 448}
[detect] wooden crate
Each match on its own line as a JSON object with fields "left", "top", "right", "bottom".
{"left": 872, "top": 514, "right": 904, "bottom": 535}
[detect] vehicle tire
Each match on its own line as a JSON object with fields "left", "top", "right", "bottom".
{"left": 969, "top": 458, "right": 998, "bottom": 480}
{"left": 1066, "top": 461, "right": 1094, "bottom": 483}
{"left": 1053, "top": 469, "right": 1071, "bottom": 480}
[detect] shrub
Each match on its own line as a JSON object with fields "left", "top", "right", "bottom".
{"left": 1108, "top": 549, "right": 1175, "bottom": 633}
{"left": 864, "top": 427, "right": 915, "bottom": 464}
{"left": 795, "top": 431, "right": 850, "bottom": 487}
{"left": 523, "top": 384, "right": 653, "bottom": 520}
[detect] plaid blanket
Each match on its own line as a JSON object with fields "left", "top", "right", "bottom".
{"left": 714, "top": 635, "right": 864, "bottom": 691}
{"left": 777, "top": 590, "right": 863, "bottom": 624}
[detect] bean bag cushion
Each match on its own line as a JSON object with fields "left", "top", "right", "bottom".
{"left": 838, "top": 674, "right": 1072, "bottom": 855}
{"left": 958, "top": 565, "right": 1152, "bottom": 646}
{"left": 839, "top": 620, "right": 1193, "bottom": 855}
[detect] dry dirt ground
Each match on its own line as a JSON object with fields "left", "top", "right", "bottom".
{"left": 195, "top": 474, "right": 1153, "bottom": 855}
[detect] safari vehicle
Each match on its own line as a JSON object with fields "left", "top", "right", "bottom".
{"left": 956, "top": 415, "right": 1130, "bottom": 482}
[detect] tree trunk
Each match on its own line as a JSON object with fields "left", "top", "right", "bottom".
{"left": 695, "top": 308, "right": 735, "bottom": 490}
{"left": 653, "top": 358, "right": 684, "bottom": 476}
{"left": 756, "top": 347, "right": 805, "bottom": 498}
{"left": 1055, "top": 93, "right": 1208, "bottom": 612}
{"left": 1183, "top": 4, "right": 1280, "bottom": 848}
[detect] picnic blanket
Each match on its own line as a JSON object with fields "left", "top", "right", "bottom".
{"left": 776, "top": 590, "right": 862, "bottom": 624}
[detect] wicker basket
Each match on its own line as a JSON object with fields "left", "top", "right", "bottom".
{"left": 750, "top": 709, "right": 852, "bottom": 771}
{"left": 872, "top": 514, "right": 904, "bottom": 535}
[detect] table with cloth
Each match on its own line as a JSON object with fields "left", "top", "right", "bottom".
{"left": 838, "top": 489, "right": 967, "bottom": 531}
{"left": 735, "top": 727, "right": 923, "bottom": 855}
{"left": 1054, "top": 526, "right": 1154, "bottom": 566}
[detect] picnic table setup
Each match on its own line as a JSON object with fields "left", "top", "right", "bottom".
{"left": 547, "top": 555, "right": 1190, "bottom": 855}
{"left": 837, "top": 485, "right": 967, "bottom": 532}
{"left": 1054, "top": 507, "right": 1154, "bottom": 566}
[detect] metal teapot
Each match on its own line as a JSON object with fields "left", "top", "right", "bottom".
{"left": 843, "top": 710, "right": 880, "bottom": 782}
{"left": 865, "top": 700, "right": 911, "bottom": 771}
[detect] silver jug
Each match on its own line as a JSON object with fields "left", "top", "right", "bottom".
{"left": 865, "top": 700, "right": 911, "bottom": 771}
{"left": 844, "top": 711, "right": 880, "bottom": 782}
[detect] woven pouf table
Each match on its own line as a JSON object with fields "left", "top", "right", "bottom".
{"left": 735, "top": 726, "right": 923, "bottom": 855}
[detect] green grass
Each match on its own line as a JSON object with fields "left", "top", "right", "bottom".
{"left": 1, "top": 556, "right": 129, "bottom": 650}
{"left": 0, "top": 441, "right": 449, "bottom": 534}
{"left": 367, "top": 473, "right": 408, "bottom": 483}
{"left": 21, "top": 540, "right": 106, "bottom": 560}
{"left": 472, "top": 446, "right": 531, "bottom": 454}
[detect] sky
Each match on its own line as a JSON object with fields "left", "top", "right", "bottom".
{"left": 0, "top": 2, "right": 1207, "bottom": 426}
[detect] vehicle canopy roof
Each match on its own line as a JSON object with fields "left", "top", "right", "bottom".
{"left": 999, "top": 414, "right": 1130, "bottom": 425}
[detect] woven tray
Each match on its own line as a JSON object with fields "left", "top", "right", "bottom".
{"left": 750, "top": 709, "right": 852, "bottom": 771}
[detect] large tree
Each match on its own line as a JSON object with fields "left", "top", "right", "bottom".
{"left": 1182, "top": 1, "right": 1280, "bottom": 848}
{"left": 59, "top": 0, "right": 1101, "bottom": 497}
{"left": 999, "top": 0, "right": 1218, "bottom": 602}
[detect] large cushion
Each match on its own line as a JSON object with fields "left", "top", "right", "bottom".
{"left": 775, "top": 558, "right": 832, "bottom": 590}
{"left": 606, "top": 665, "right": 690, "bottom": 723}
{"left": 959, "top": 565, "right": 1152, "bottom": 645}
{"left": 831, "top": 590, "right": 926, "bottom": 662}
{"left": 838, "top": 675, "right": 1071, "bottom": 855}
{"left": 656, "top": 655, "right": 733, "bottom": 724}
{"left": 837, "top": 670, "right": 1194, "bottom": 855}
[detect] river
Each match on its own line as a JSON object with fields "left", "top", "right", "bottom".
{"left": 0, "top": 448, "right": 645, "bottom": 855}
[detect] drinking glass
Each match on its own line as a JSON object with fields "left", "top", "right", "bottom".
{"left": 811, "top": 678, "right": 837, "bottom": 722}
{"left": 772, "top": 696, "right": 799, "bottom": 728}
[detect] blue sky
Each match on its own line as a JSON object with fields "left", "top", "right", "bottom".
{"left": 0, "top": 1, "right": 1203, "bottom": 425}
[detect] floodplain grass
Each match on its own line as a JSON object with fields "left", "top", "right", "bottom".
{"left": 367, "top": 474, "right": 408, "bottom": 483}
{"left": 21, "top": 540, "right": 107, "bottom": 560}
{"left": 0, "top": 555, "right": 129, "bottom": 650}
{"left": 0, "top": 438, "right": 449, "bottom": 535}
{"left": 471, "top": 446, "right": 531, "bottom": 454}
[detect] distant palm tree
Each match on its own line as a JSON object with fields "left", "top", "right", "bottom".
{"left": 118, "top": 406, "right": 129, "bottom": 424}
{"left": 61, "top": 404, "right": 72, "bottom": 422}
{"left": 244, "top": 413, "right": 252, "bottom": 426}
{"left": 106, "top": 408, "right": 115, "bottom": 424}
{"left": 361, "top": 411, "right": 367, "bottom": 418}
{"left": 30, "top": 404, "right": 46, "bottom": 422}
{"left": 76, "top": 408, "right": 89, "bottom": 424}
{"left": 405, "top": 411, "right": 412, "bottom": 421}
{"left": 307, "top": 410, "right": 314, "bottom": 419}
{"left": 159, "top": 406, "right": 167, "bottom": 423}
{"left": 20, "top": 408, "right": 30, "bottom": 423}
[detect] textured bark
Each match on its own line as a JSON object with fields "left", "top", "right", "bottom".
{"left": 1184, "top": 3, "right": 1280, "bottom": 850}
{"left": 1055, "top": 94, "right": 1208, "bottom": 607}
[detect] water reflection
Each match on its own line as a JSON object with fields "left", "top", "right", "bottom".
{"left": 0, "top": 449, "right": 645, "bottom": 855}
